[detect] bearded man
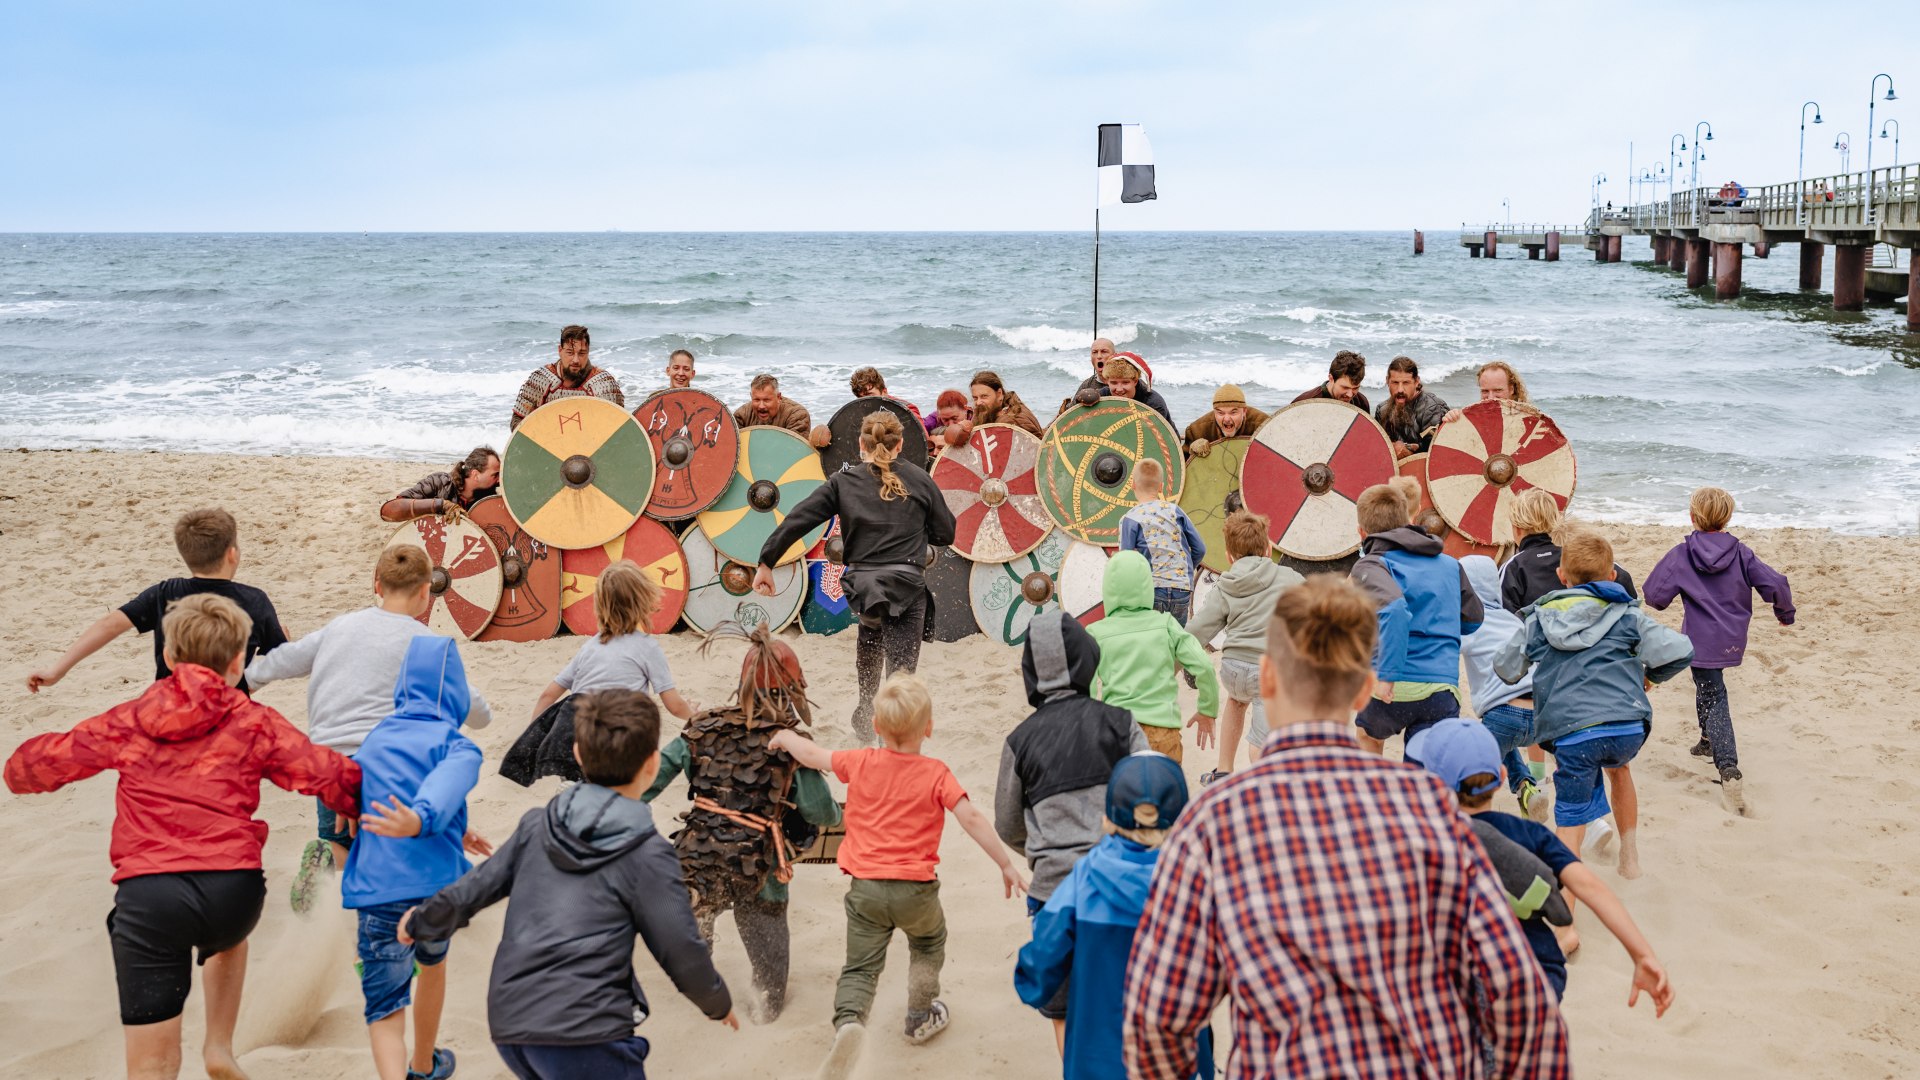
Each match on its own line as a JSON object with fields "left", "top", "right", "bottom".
{"left": 1374, "top": 357, "right": 1450, "bottom": 458}
{"left": 509, "top": 324, "right": 626, "bottom": 430}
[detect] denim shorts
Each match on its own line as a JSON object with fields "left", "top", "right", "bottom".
{"left": 1153, "top": 587, "right": 1191, "bottom": 626}
{"left": 1357, "top": 690, "right": 1459, "bottom": 745}
{"left": 1218, "top": 658, "right": 1269, "bottom": 748}
{"left": 1479, "top": 704, "right": 1537, "bottom": 756}
{"left": 1550, "top": 725, "right": 1648, "bottom": 827}
{"left": 355, "top": 898, "right": 450, "bottom": 1023}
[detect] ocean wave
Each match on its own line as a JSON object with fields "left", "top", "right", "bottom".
{"left": 987, "top": 324, "right": 1139, "bottom": 352}
{"left": 346, "top": 366, "right": 533, "bottom": 398}
{"left": 884, "top": 323, "right": 1000, "bottom": 352}
{"left": 0, "top": 412, "right": 503, "bottom": 459}
{"left": 586, "top": 298, "right": 759, "bottom": 315}
{"left": 109, "top": 287, "right": 229, "bottom": 301}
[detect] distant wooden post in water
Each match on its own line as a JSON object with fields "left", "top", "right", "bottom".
{"left": 1413, "top": 230, "right": 1424, "bottom": 255}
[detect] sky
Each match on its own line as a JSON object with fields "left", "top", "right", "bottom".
{"left": 2, "top": 2, "right": 1915, "bottom": 231}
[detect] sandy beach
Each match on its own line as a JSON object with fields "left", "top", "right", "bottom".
{"left": 2, "top": 448, "right": 1916, "bottom": 1079}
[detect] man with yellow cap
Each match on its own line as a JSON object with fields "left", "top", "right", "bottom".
{"left": 1182, "top": 384, "right": 1271, "bottom": 457}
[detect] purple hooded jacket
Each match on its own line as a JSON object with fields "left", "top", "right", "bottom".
{"left": 1642, "top": 532, "right": 1794, "bottom": 669}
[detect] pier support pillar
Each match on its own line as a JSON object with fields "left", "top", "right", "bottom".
{"left": 1799, "top": 241, "right": 1824, "bottom": 290}
{"left": 1484, "top": 231, "right": 1498, "bottom": 258}
{"left": 1651, "top": 236, "right": 1667, "bottom": 261}
{"left": 1686, "top": 238, "right": 1710, "bottom": 288}
{"left": 1468, "top": 244, "right": 1482, "bottom": 258}
{"left": 1527, "top": 246, "right": 1540, "bottom": 260}
{"left": 1669, "top": 237, "right": 1687, "bottom": 272}
{"left": 1414, "top": 230, "right": 1424, "bottom": 255}
{"left": 1909, "top": 251, "right": 1919, "bottom": 331}
{"left": 1545, "top": 231, "right": 1560, "bottom": 260}
{"left": 1609, "top": 235, "right": 1624, "bottom": 262}
{"left": 1713, "top": 242, "right": 1743, "bottom": 299}
{"left": 1752, "top": 242, "right": 1769, "bottom": 259}
{"left": 1833, "top": 245, "right": 1867, "bottom": 311}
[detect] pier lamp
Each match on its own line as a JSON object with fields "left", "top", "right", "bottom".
{"left": 1691, "top": 121, "right": 1714, "bottom": 192}
{"left": 1591, "top": 172, "right": 1607, "bottom": 212}
{"left": 1881, "top": 119, "right": 1901, "bottom": 170}
{"left": 1833, "top": 133, "right": 1852, "bottom": 174}
{"left": 1867, "top": 74, "right": 1896, "bottom": 179}
{"left": 1799, "top": 101, "right": 1824, "bottom": 223}
{"left": 1669, "top": 134, "right": 1687, "bottom": 198}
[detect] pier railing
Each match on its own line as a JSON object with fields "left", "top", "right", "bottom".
{"left": 1608, "top": 163, "right": 1920, "bottom": 233}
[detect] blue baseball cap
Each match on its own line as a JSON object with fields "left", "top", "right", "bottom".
{"left": 1106, "top": 752, "right": 1189, "bottom": 830}
{"left": 1405, "top": 717, "right": 1504, "bottom": 797}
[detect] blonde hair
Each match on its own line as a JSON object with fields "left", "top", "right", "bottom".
{"left": 862, "top": 412, "right": 908, "bottom": 502}
{"left": 1478, "top": 361, "right": 1531, "bottom": 404}
{"left": 1387, "top": 476, "right": 1422, "bottom": 516}
{"left": 1102, "top": 818, "right": 1171, "bottom": 849}
{"left": 1224, "top": 509, "right": 1271, "bottom": 561}
{"left": 376, "top": 544, "right": 431, "bottom": 592}
{"left": 161, "top": 593, "right": 252, "bottom": 673}
{"left": 1558, "top": 528, "right": 1614, "bottom": 585}
{"left": 1356, "top": 483, "right": 1412, "bottom": 535}
{"left": 872, "top": 672, "right": 933, "bottom": 740}
{"left": 1264, "top": 576, "right": 1377, "bottom": 714}
{"left": 1508, "top": 488, "right": 1561, "bottom": 542}
{"left": 1690, "top": 486, "right": 1734, "bottom": 531}
{"left": 595, "top": 560, "right": 661, "bottom": 642}
{"left": 1133, "top": 457, "right": 1164, "bottom": 495}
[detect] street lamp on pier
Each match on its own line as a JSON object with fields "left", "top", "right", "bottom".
{"left": 1690, "top": 121, "right": 1714, "bottom": 193}
{"left": 1866, "top": 74, "right": 1897, "bottom": 222}
{"left": 1502, "top": 197, "right": 1510, "bottom": 229}
{"left": 1591, "top": 173, "right": 1607, "bottom": 214}
{"left": 1798, "top": 101, "right": 1823, "bottom": 223}
{"left": 1835, "top": 132, "right": 1852, "bottom": 174}
{"left": 1882, "top": 119, "right": 1902, "bottom": 169}
{"left": 1669, "top": 134, "right": 1687, "bottom": 199}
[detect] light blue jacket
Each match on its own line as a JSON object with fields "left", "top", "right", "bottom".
{"left": 1460, "top": 555, "right": 1532, "bottom": 716}
{"left": 1494, "top": 582, "right": 1694, "bottom": 745}
{"left": 341, "top": 636, "right": 483, "bottom": 908}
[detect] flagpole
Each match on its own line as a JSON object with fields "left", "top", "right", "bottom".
{"left": 1092, "top": 207, "right": 1101, "bottom": 340}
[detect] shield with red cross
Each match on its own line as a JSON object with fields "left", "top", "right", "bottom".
{"left": 1427, "top": 400, "right": 1577, "bottom": 546}
{"left": 1241, "top": 399, "right": 1396, "bottom": 561}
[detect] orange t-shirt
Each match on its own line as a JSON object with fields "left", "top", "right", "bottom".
{"left": 831, "top": 748, "right": 968, "bottom": 881}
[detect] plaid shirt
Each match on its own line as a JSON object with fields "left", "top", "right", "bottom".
{"left": 1124, "top": 722, "right": 1570, "bottom": 1079}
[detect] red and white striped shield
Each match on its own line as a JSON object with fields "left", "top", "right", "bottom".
{"left": 1427, "top": 401, "right": 1577, "bottom": 546}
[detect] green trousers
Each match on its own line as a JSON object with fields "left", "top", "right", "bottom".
{"left": 832, "top": 877, "right": 946, "bottom": 1029}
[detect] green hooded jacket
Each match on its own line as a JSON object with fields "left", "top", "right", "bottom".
{"left": 1086, "top": 551, "right": 1221, "bottom": 729}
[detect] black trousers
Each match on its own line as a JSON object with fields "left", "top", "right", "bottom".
{"left": 852, "top": 590, "right": 927, "bottom": 741}
{"left": 695, "top": 895, "right": 792, "bottom": 1018}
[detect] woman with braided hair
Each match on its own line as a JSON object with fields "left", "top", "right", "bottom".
{"left": 379, "top": 446, "right": 500, "bottom": 521}
{"left": 754, "top": 411, "right": 956, "bottom": 742}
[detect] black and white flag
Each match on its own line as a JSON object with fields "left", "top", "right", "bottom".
{"left": 1097, "top": 123, "right": 1156, "bottom": 206}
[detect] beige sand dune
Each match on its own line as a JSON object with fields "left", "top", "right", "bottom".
{"left": 1, "top": 450, "right": 1915, "bottom": 1078}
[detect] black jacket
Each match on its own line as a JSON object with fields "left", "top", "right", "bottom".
{"left": 1500, "top": 532, "right": 1639, "bottom": 613}
{"left": 409, "top": 784, "right": 731, "bottom": 1045}
{"left": 760, "top": 460, "right": 957, "bottom": 618}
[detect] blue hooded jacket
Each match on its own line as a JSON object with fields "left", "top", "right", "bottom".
{"left": 1350, "top": 526, "right": 1484, "bottom": 684}
{"left": 1494, "top": 582, "right": 1695, "bottom": 746}
{"left": 341, "top": 636, "right": 484, "bottom": 908}
{"left": 1015, "top": 835, "right": 1214, "bottom": 1080}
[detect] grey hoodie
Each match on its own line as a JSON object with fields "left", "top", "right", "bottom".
{"left": 408, "top": 782, "right": 731, "bottom": 1045}
{"left": 1494, "top": 583, "right": 1694, "bottom": 745}
{"left": 1187, "top": 555, "right": 1304, "bottom": 665}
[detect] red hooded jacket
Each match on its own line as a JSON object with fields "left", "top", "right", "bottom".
{"left": 5, "top": 664, "right": 361, "bottom": 882}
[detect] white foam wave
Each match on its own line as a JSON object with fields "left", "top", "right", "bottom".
{"left": 988, "top": 324, "right": 1138, "bottom": 352}
{"left": 0, "top": 413, "right": 504, "bottom": 459}
{"left": 347, "top": 366, "right": 532, "bottom": 398}
{"left": 0, "top": 300, "right": 84, "bottom": 315}
{"left": 1819, "top": 359, "right": 1887, "bottom": 377}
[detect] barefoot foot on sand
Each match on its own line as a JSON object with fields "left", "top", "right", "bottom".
{"left": 205, "top": 1052, "right": 249, "bottom": 1080}
{"left": 817, "top": 1022, "right": 866, "bottom": 1080}
{"left": 1616, "top": 829, "right": 1642, "bottom": 880}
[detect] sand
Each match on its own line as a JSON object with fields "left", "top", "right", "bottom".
{"left": 1, "top": 448, "right": 1915, "bottom": 1078}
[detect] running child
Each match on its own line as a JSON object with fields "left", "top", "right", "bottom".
{"left": 1119, "top": 458, "right": 1205, "bottom": 624}
{"left": 1410, "top": 717, "right": 1673, "bottom": 1010}
{"left": 1348, "top": 481, "right": 1484, "bottom": 756}
{"left": 245, "top": 544, "right": 493, "bottom": 909}
{"left": 345, "top": 636, "right": 488, "bottom": 1080}
{"left": 769, "top": 673, "right": 1027, "bottom": 1075}
{"left": 402, "top": 690, "right": 737, "bottom": 1079}
{"left": 1642, "top": 486, "right": 1795, "bottom": 812}
{"left": 27, "top": 508, "right": 287, "bottom": 696}
{"left": 1185, "top": 509, "right": 1301, "bottom": 782}
{"left": 1501, "top": 489, "right": 1639, "bottom": 611}
{"left": 1496, "top": 530, "right": 1694, "bottom": 878}
{"left": 1016, "top": 753, "right": 1214, "bottom": 1080}
{"left": 1087, "top": 551, "right": 1221, "bottom": 763}
{"left": 1458, "top": 554, "right": 1550, "bottom": 822}
{"left": 5, "top": 594, "right": 360, "bottom": 1080}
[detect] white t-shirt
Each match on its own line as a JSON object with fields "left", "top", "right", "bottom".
{"left": 554, "top": 632, "right": 676, "bottom": 696}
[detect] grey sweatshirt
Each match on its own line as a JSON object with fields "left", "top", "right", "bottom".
{"left": 1187, "top": 555, "right": 1304, "bottom": 665}
{"left": 244, "top": 606, "right": 491, "bottom": 753}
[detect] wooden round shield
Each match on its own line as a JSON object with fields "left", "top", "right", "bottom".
{"left": 468, "top": 496, "right": 562, "bottom": 643}
{"left": 557, "top": 517, "right": 689, "bottom": 637}
{"left": 1242, "top": 399, "right": 1395, "bottom": 561}
{"left": 821, "top": 398, "right": 930, "bottom": 477}
{"left": 1057, "top": 541, "right": 1111, "bottom": 626}
{"left": 698, "top": 426, "right": 828, "bottom": 568}
{"left": 1037, "top": 398, "right": 1184, "bottom": 545}
{"left": 1179, "top": 436, "right": 1253, "bottom": 573}
{"left": 1400, "top": 453, "right": 1503, "bottom": 561}
{"left": 932, "top": 423, "right": 1051, "bottom": 562}
{"left": 1428, "top": 400, "right": 1577, "bottom": 546}
{"left": 800, "top": 520, "right": 853, "bottom": 635}
{"left": 926, "top": 545, "right": 978, "bottom": 642}
{"left": 633, "top": 388, "right": 740, "bottom": 521}
{"left": 503, "top": 397, "right": 655, "bottom": 550}
{"left": 389, "top": 515, "right": 501, "bottom": 641}
{"left": 679, "top": 522, "right": 806, "bottom": 634}
{"left": 968, "top": 529, "right": 1070, "bottom": 646}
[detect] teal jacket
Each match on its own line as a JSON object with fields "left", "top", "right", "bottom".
{"left": 642, "top": 735, "right": 841, "bottom": 903}
{"left": 1087, "top": 552, "right": 1220, "bottom": 729}
{"left": 1495, "top": 582, "right": 1694, "bottom": 745}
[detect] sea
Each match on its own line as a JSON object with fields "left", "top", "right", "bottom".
{"left": 2, "top": 231, "right": 1915, "bottom": 534}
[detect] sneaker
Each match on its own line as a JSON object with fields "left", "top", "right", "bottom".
{"left": 289, "top": 839, "right": 333, "bottom": 915}
{"left": 820, "top": 1022, "right": 867, "bottom": 1079}
{"left": 1718, "top": 767, "right": 1748, "bottom": 815}
{"left": 905, "top": 1000, "right": 950, "bottom": 1044}
{"left": 1516, "top": 780, "right": 1552, "bottom": 825}
{"left": 1689, "top": 738, "right": 1712, "bottom": 758}
{"left": 1199, "top": 769, "right": 1230, "bottom": 787}
{"left": 405, "top": 1047, "right": 455, "bottom": 1080}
